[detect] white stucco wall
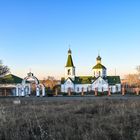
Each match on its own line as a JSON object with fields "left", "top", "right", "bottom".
{"left": 65, "top": 67, "right": 75, "bottom": 80}
{"left": 109, "top": 84, "right": 121, "bottom": 93}
{"left": 75, "top": 84, "right": 92, "bottom": 93}
{"left": 61, "top": 77, "right": 121, "bottom": 93}
{"left": 92, "top": 77, "right": 109, "bottom": 92}
{"left": 93, "top": 68, "right": 107, "bottom": 78}
{"left": 61, "top": 78, "right": 75, "bottom": 93}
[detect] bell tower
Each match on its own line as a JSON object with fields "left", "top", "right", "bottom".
{"left": 65, "top": 49, "right": 75, "bottom": 80}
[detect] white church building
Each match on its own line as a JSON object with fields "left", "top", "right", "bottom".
{"left": 61, "top": 49, "right": 121, "bottom": 93}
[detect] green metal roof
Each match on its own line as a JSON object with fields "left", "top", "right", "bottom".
{"left": 92, "top": 63, "right": 106, "bottom": 69}
{"left": 106, "top": 76, "right": 121, "bottom": 85}
{"left": 65, "top": 54, "right": 74, "bottom": 67}
{"left": 61, "top": 76, "right": 121, "bottom": 85}
{"left": 0, "top": 74, "right": 23, "bottom": 84}
{"left": 61, "top": 76, "right": 96, "bottom": 84}
{"left": 74, "top": 76, "right": 93, "bottom": 84}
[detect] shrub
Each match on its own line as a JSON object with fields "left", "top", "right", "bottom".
{"left": 0, "top": 98, "right": 140, "bottom": 140}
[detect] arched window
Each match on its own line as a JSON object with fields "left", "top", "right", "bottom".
{"left": 68, "top": 69, "right": 71, "bottom": 75}
{"left": 77, "top": 87, "right": 79, "bottom": 92}
{"left": 99, "top": 71, "right": 101, "bottom": 76}
{"left": 87, "top": 87, "right": 89, "bottom": 92}
{"left": 116, "top": 86, "right": 118, "bottom": 92}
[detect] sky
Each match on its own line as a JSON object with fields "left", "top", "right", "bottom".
{"left": 0, "top": 0, "right": 140, "bottom": 79}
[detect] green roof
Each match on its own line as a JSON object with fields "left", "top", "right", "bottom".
{"left": 0, "top": 74, "right": 23, "bottom": 84}
{"left": 61, "top": 76, "right": 121, "bottom": 85}
{"left": 75, "top": 76, "right": 94, "bottom": 84}
{"left": 106, "top": 76, "right": 121, "bottom": 85}
{"left": 66, "top": 54, "right": 74, "bottom": 67}
{"left": 92, "top": 63, "right": 106, "bottom": 69}
{"left": 61, "top": 76, "right": 96, "bottom": 84}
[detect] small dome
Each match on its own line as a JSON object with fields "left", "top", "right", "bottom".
{"left": 68, "top": 49, "right": 72, "bottom": 54}
{"left": 97, "top": 55, "right": 101, "bottom": 60}
{"left": 28, "top": 72, "right": 34, "bottom": 77}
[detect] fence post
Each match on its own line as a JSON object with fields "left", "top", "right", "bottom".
{"left": 95, "top": 88, "right": 98, "bottom": 96}
{"left": 68, "top": 88, "right": 71, "bottom": 96}
{"left": 136, "top": 87, "right": 139, "bottom": 96}
{"left": 108, "top": 87, "right": 111, "bottom": 96}
{"left": 55, "top": 88, "right": 58, "bottom": 96}
{"left": 81, "top": 87, "right": 84, "bottom": 96}
{"left": 122, "top": 86, "right": 125, "bottom": 96}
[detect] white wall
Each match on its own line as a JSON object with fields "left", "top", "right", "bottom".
{"left": 61, "top": 78, "right": 75, "bottom": 93}
{"left": 109, "top": 84, "right": 121, "bottom": 93}
{"left": 93, "top": 68, "right": 107, "bottom": 78}
{"left": 75, "top": 84, "right": 92, "bottom": 93}
{"left": 92, "top": 77, "right": 109, "bottom": 92}
{"left": 65, "top": 67, "right": 75, "bottom": 80}
{"left": 61, "top": 77, "right": 121, "bottom": 93}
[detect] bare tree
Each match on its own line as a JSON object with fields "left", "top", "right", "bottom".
{"left": 41, "top": 76, "right": 59, "bottom": 90}
{"left": 0, "top": 60, "right": 10, "bottom": 77}
{"left": 124, "top": 65, "right": 140, "bottom": 87}
{"left": 124, "top": 74, "right": 139, "bottom": 87}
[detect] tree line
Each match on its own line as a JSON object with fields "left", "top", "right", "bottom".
{"left": 0, "top": 60, "right": 9, "bottom": 77}
{"left": 124, "top": 66, "right": 140, "bottom": 87}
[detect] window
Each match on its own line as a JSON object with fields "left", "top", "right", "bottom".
{"left": 68, "top": 69, "right": 71, "bottom": 75}
{"left": 110, "top": 87, "right": 113, "bottom": 92}
{"left": 116, "top": 86, "right": 118, "bottom": 92}
{"left": 96, "top": 71, "right": 98, "bottom": 76}
{"left": 73, "top": 69, "right": 75, "bottom": 75}
{"left": 77, "top": 87, "right": 79, "bottom": 92}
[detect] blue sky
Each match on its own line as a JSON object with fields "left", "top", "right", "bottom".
{"left": 0, "top": 0, "right": 140, "bottom": 79}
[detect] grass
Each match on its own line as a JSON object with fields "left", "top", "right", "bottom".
{"left": 0, "top": 98, "right": 140, "bottom": 140}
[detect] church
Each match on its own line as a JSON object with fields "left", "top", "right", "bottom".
{"left": 61, "top": 49, "right": 121, "bottom": 93}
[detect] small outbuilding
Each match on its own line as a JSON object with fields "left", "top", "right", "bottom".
{"left": 0, "top": 74, "right": 23, "bottom": 96}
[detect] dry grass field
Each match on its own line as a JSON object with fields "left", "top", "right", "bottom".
{"left": 0, "top": 97, "right": 140, "bottom": 140}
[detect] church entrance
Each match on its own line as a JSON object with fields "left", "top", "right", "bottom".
{"left": 16, "top": 72, "right": 46, "bottom": 97}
